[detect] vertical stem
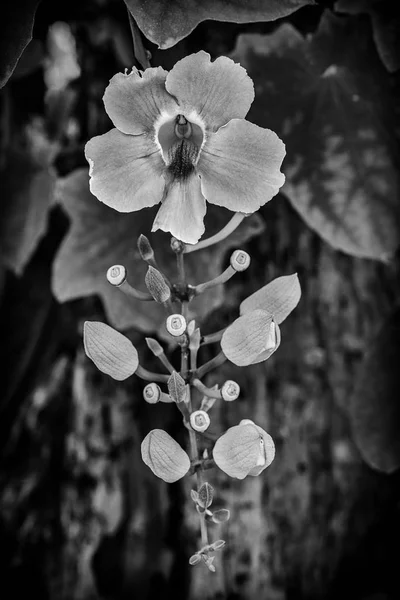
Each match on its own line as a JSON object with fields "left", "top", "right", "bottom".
{"left": 176, "top": 248, "right": 209, "bottom": 549}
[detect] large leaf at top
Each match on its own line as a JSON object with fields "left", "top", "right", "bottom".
{"left": 350, "top": 307, "right": 400, "bottom": 474}
{"left": 336, "top": 0, "right": 400, "bottom": 73}
{"left": 0, "top": 124, "right": 57, "bottom": 274}
{"left": 0, "top": 0, "right": 40, "bottom": 88}
{"left": 124, "top": 0, "right": 315, "bottom": 49}
{"left": 52, "top": 169, "right": 264, "bottom": 332}
{"left": 231, "top": 13, "right": 400, "bottom": 260}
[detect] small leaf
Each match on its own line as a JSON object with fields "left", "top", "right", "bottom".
{"left": 145, "top": 266, "right": 171, "bottom": 303}
{"left": 240, "top": 274, "right": 301, "bottom": 324}
{"left": 210, "top": 540, "right": 226, "bottom": 551}
{"left": 202, "top": 554, "right": 216, "bottom": 572}
{"left": 213, "top": 422, "right": 275, "bottom": 479}
{"left": 198, "top": 482, "right": 214, "bottom": 509}
{"left": 221, "top": 310, "right": 280, "bottom": 367}
{"left": 83, "top": 321, "right": 139, "bottom": 381}
{"left": 189, "top": 553, "right": 202, "bottom": 566}
{"left": 141, "top": 429, "right": 190, "bottom": 483}
{"left": 211, "top": 509, "right": 230, "bottom": 524}
{"left": 168, "top": 371, "right": 187, "bottom": 403}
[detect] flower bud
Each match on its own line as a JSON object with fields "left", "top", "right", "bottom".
{"left": 190, "top": 410, "right": 211, "bottom": 432}
{"left": 137, "top": 234, "right": 155, "bottom": 262}
{"left": 145, "top": 266, "right": 171, "bottom": 303}
{"left": 106, "top": 264, "right": 126, "bottom": 286}
{"left": 221, "top": 380, "right": 240, "bottom": 401}
{"left": 213, "top": 420, "right": 275, "bottom": 479}
{"left": 230, "top": 250, "right": 250, "bottom": 272}
{"left": 171, "top": 237, "right": 185, "bottom": 253}
{"left": 143, "top": 383, "right": 161, "bottom": 404}
{"left": 166, "top": 314, "right": 187, "bottom": 337}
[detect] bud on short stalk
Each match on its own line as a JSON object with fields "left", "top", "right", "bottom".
{"left": 106, "top": 264, "right": 126, "bottom": 286}
{"left": 143, "top": 383, "right": 161, "bottom": 404}
{"left": 230, "top": 249, "right": 251, "bottom": 272}
{"left": 221, "top": 380, "right": 240, "bottom": 401}
{"left": 190, "top": 410, "right": 211, "bottom": 432}
{"left": 166, "top": 314, "right": 187, "bottom": 337}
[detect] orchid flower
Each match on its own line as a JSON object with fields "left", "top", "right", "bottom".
{"left": 85, "top": 51, "right": 286, "bottom": 244}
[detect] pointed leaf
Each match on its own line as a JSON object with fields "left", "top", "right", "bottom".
{"left": 124, "top": 0, "right": 314, "bottom": 49}
{"left": 210, "top": 540, "right": 226, "bottom": 551}
{"left": 221, "top": 310, "right": 280, "bottom": 366}
{"left": 231, "top": 13, "right": 400, "bottom": 260}
{"left": 350, "top": 307, "right": 400, "bottom": 473}
{"left": 167, "top": 371, "right": 187, "bottom": 403}
{"left": 240, "top": 274, "right": 301, "bottom": 324}
{"left": 198, "top": 482, "right": 214, "bottom": 509}
{"left": 213, "top": 421, "right": 275, "bottom": 479}
{"left": 83, "top": 321, "right": 138, "bottom": 381}
{"left": 141, "top": 429, "right": 190, "bottom": 483}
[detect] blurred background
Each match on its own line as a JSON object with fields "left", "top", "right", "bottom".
{"left": 1, "top": 0, "right": 400, "bottom": 598}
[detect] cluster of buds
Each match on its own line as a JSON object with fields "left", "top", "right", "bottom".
{"left": 83, "top": 229, "right": 301, "bottom": 572}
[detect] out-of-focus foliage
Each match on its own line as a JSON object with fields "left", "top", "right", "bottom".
{"left": 231, "top": 12, "right": 400, "bottom": 260}
{"left": 350, "top": 306, "right": 400, "bottom": 473}
{"left": 52, "top": 169, "right": 264, "bottom": 331}
{"left": 336, "top": 0, "right": 400, "bottom": 73}
{"left": 0, "top": 121, "right": 57, "bottom": 274}
{"left": 125, "top": 0, "right": 315, "bottom": 49}
{"left": 0, "top": 0, "right": 40, "bottom": 87}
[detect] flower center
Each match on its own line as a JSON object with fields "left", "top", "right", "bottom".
{"left": 157, "top": 114, "right": 204, "bottom": 181}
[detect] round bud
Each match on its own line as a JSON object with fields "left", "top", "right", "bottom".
{"left": 230, "top": 250, "right": 251, "bottom": 272}
{"left": 221, "top": 380, "right": 240, "bottom": 401}
{"left": 166, "top": 314, "right": 187, "bottom": 337}
{"left": 190, "top": 410, "right": 211, "bottom": 433}
{"left": 143, "top": 383, "right": 161, "bottom": 404}
{"left": 106, "top": 264, "right": 126, "bottom": 286}
{"left": 170, "top": 237, "right": 185, "bottom": 253}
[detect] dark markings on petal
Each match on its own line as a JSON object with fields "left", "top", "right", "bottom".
{"left": 168, "top": 139, "right": 198, "bottom": 181}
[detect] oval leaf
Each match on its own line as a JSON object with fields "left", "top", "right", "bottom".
{"left": 141, "top": 429, "right": 190, "bottom": 483}
{"left": 221, "top": 310, "right": 279, "bottom": 366}
{"left": 240, "top": 274, "right": 301, "bottom": 324}
{"left": 83, "top": 321, "right": 139, "bottom": 381}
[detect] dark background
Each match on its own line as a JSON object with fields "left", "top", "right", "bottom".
{"left": 1, "top": 0, "right": 400, "bottom": 598}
